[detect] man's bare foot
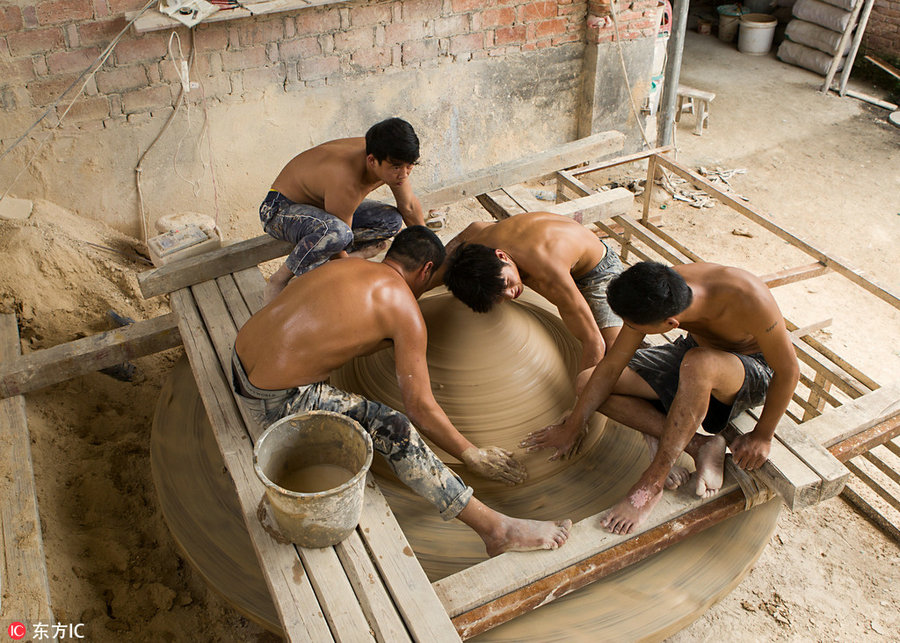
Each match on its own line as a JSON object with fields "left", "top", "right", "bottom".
{"left": 347, "top": 240, "right": 388, "bottom": 260}
{"left": 482, "top": 516, "right": 572, "bottom": 557}
{"left": 693, "top": 434, "right": 726, "bottom": 498}
{"left": 600, "top": 483, "right": 663, "bottom": 535}
{"left": 644, "top": 435, "right": 691, "bottom": 490}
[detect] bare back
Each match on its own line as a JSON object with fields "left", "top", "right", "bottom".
{"left": 462, "top": 212, "right": 607, "bottom": 288}
{"left": 675, "top": 263, "right": 783, "bottom": 355}
{"left": 235, "top": 258, "right": 418, "bottom": 389}
{"left": 270, "top": 137, "right": 379, "bottom": 223}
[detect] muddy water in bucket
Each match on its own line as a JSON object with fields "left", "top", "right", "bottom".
{"left": 253, "top": 410, "right": 373, "bottom": 548}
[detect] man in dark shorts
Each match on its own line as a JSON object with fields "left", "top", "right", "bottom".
{"left": 260, "top": 117, "right": 425, "bottom": 304}
{"left": 434, "top": 212, "right": 625, "bottom": 393}
{"left": 234, "top": 226, "right": 571, "bottom": 556}
{"left": 522, "top": 261, "right": 799, "bottom": 535}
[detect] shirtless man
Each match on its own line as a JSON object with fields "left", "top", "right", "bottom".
{"left": 260, "top": 117, "right": 425, "bottom": 303}
{"left": 233, "top": 226, "right": 571, "bottom": 556}
{"left": 521, "top": 261, "right": 799, "bottom": 535}
{"left": 437, "top": 212, "right": 624, "bottom": 392}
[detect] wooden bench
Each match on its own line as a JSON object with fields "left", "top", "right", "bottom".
{"left": 169, "top": 267, "right": 460, "bottom": 642}
{"left": 676, "top": 84, "right": 716, "bottom": 136}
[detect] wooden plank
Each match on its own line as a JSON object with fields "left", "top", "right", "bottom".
{"left": 791, "top": 342, "right": 868, "bottom": 400}
{"left": 420, "top": 130, "right": 624, "bottom": 209}
{"left": 841, "top": 481, "right": 900, "bottom": 542}
{"left": 0, "top": 313, "right": 182, "bottom": 398}
{"left": 804, "top": 385, "right": 900, "bottom": 449}
{"left": 760, "top": 262, "right": 830, "bottom": 288}
{"left": 476, "top": 191, "right": 519, "bottom": 220}
{"left": 554, "top": 169, "right": 593, "bottom": 198}
{"left": 0, "top": 314, "right": 56, "bottom": 634}
{"left": 335, "top": 531, "right": 412, "bottom": 643}
{"left": 217, "top": 274, "right": 253, "bottom": 329}
{"left": 887, "top": 437, "right": 900, "bottom": 458}
{"left": 358, "top": 475, "right": 460, "bottom": 642}
{"left": 433, "top": 474, "right": 747, "bottom": 621}
{"left": 549, "top": 189, "right": 633, "bottom": 224}
{"left": 787, "top": 321, "right": 880, "bottom": 392}
{"left": 789, "top": 319, "right": 832, "bottom": 340}
{"left": 139, "top": 236, "right": 292, "bottom": 299}
{"left": 593, "top": 220, "right": 654, "bottom": 263}
{"left": 232, "top": 267, "right": 267, "bottom": 316}
{"left": 612, "top": 214, "right": 692, "bottom": 264}
{"left": 820, "top": 0, "right": 867, "bottom": 93}
{"left": 863, "top": 446, "right": 900, "bottom": 487}
{"left": 641, "top": 153, "right": 659, "bottom": 223}
{"left": 448, "top": 489, "right": 750, "bottom": 639}
{"left": 725, "top": 413, "right": 823, "bottom": 509}
{"left": 502, "top": 185, "right": 546, "bottom": 212}
{"left": 845, "top": 458, "right": 900, "bottom": 513}
{"left": 641, "top": 219, "right": 705, "bottom": 262}
{"left": 798, "top": 371, "right": 842, "bottom": 408}
{"left": 297, "top": 546, "right": 377, "bottom": 641}
{"left": 170, "top": 288, "right": 332, "bottom": 641}
{"left": 571, "top": 145, "right": 674, "bottom": 177}
{"left": 742, "top": 408, "right": 850, "bottom": 502}
{"left": 838, "top": 0, "right": 878, "bottom": 94}
{"left": 652, "top": 154, "right": 900, "bottom": 311}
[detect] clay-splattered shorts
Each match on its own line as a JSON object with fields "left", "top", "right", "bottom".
{"left": 573, "top": 241, "right": 625, "bottom": 329}
{"left": 231, "top": 350, "right": 473, "bottom": 520}
{"left": 627, "top": 335, "right": 774, "bottom": 434}
{"left": 259, "top": 190, "right": 403, "bottom": 277}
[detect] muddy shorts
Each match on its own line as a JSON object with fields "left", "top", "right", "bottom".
{"left": 259, "top": 190, "right": 403, "bottom": 277}
{"left": 573, "top": 241, "right": 625, "bottom": 329}
{"left": 231, "top": 349, "right": 473, "bottom": 520}
{"left": 627, "top": 335, "right": 774, "bottom": 434}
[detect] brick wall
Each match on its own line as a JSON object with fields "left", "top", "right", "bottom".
{"left": 0, "top": 0, "right": 671, "bottom": 134}
{"left": 865, "top": 0, "right": 900, "bottom": 59}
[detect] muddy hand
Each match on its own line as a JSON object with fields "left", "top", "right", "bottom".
{"left": 461, "top": 446, "right": 527, "bottom": 485}
{"left": 519, "top": 417, "right": 585, "bottom": 462}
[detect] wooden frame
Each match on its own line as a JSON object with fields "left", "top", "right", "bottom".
{"left": 6, "top": 146, "right": 899, "bottom": 640}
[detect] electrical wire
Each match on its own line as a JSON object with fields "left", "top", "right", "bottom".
{"left": 0, "top": 0, "right": 158, "bottom": 200}
{"left": 609, "top": 0, "right": 655, "bottom": 149}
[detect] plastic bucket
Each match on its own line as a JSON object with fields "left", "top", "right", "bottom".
{"left": 716, "top": 4, "right": 746, "bottom": 43}
{"left": 253, "top": 410, "right": 373, "bottom": 548}
{"left": 738, "top": 13, "right": 778, "bottom": 55}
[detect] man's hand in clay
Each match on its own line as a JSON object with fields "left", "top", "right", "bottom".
{"left": 460, "top": 446, "right": 527, "bottom": 485}
{"left": 519, "top": 417, "right": 586, "bottom": 462}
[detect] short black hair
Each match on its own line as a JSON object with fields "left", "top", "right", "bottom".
{"left": 385, "top": 225, "right": 445, "bottom": 273}
{"left": 365, "top": 117, "right": 419, "bottom": 164}
{"left": 607, "top": 261, "right": 693, "bottom": 324}
{"left": 443, "top": 243, "right": 505, "bottom": 313}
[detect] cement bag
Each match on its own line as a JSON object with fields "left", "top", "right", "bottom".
{"left": 777, "top": 39, "right": 844, "bottom": 75}
{"left": 784, "top": 19, "right": 847, "bottom": 54}
{"left": 815, "top": 0, "right": 855, "bottom": 10}
{"left": 792, "top": 0, "right": 852, "bottom": 32}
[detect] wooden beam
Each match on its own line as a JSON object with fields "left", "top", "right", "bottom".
{"left": 652, "top": 154, "right": 900, "bottom": 311}
{"left": 760, "top": 262, "right": 830, "bottom": 288}
{"left": 138, "top": 236, "right": 292, "bottom": 299}
{"left": 476, "top": 191, "right": 520, "bottom": 220}
{"left": 0, "top": 314, "right": 55, "bottom": 632}
{"left": 808, "top": 386, "right": 900, "bottom": 450}
{"left": 420, "top": 130, "right": 625, "bottom": 209}
{"left": 443, "top": 490, "right": 750, "bottom": 639}
{"left": 571, "top": 145, "right": 674, "bottom": 177}
{"left": 554, "top": 170, "right": 593, "bottom": 198}
{"left": 434, "top": 470, "right": 748, "bottom": 620}
{"left": 0, "top": 313, "right": 182, "bottom": 398}
{"left": 612, "top": 214, "right": 693, "bottom": 265}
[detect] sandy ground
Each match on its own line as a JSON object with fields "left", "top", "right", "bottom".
{"left": 1, "top": 30, "right": 898, "bottom": 642}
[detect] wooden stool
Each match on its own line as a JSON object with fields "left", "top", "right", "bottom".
{"left": 676, "top": 84, "right": 716, "bottom": 135}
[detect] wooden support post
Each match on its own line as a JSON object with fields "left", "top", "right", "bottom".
{"left": 642, "top": 153, "right": 659, "bottom": 223}
{"left": 837, "top": 0, "right": 877, "bottom": 95}
{"left": 0, "top": 313, "right": 182, "bottom": 398}
{"left": 0, "top": 314, "right": 56, "bottom": 637}
{"left": 820, "top": 0, "right": 867, "bottom": 93}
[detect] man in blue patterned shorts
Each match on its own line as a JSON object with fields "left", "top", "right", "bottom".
{"left": 436, "top": 212, "right": 624, "bottom": 393}
{"left": 234, "top": 226, "right": 571, "bottom": 556}
{"left": 522, "top": 261, "right": 799, "bottom": 536}
{"left": 260, "top": 117, "right": 425, "bottom": 304}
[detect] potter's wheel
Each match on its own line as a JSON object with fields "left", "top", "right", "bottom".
{"left": 151, "top": 292, "right": 781, "bottom": 640}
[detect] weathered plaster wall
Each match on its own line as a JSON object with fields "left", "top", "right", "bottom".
{"left": 0, "top": 0, "right": 664, "bottom": 238}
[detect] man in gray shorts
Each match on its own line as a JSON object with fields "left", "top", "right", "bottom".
{"left": 260, "top": 117, "right": 426, "bottom": 304}
{"left": 433, "top": 211, "right": 624, "bottom": 393}
{"left": 234, "top": 226, "right": 572, "bottom": 556}
{"left": 522, "top": 261, "right": 799, "bottom": 536}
